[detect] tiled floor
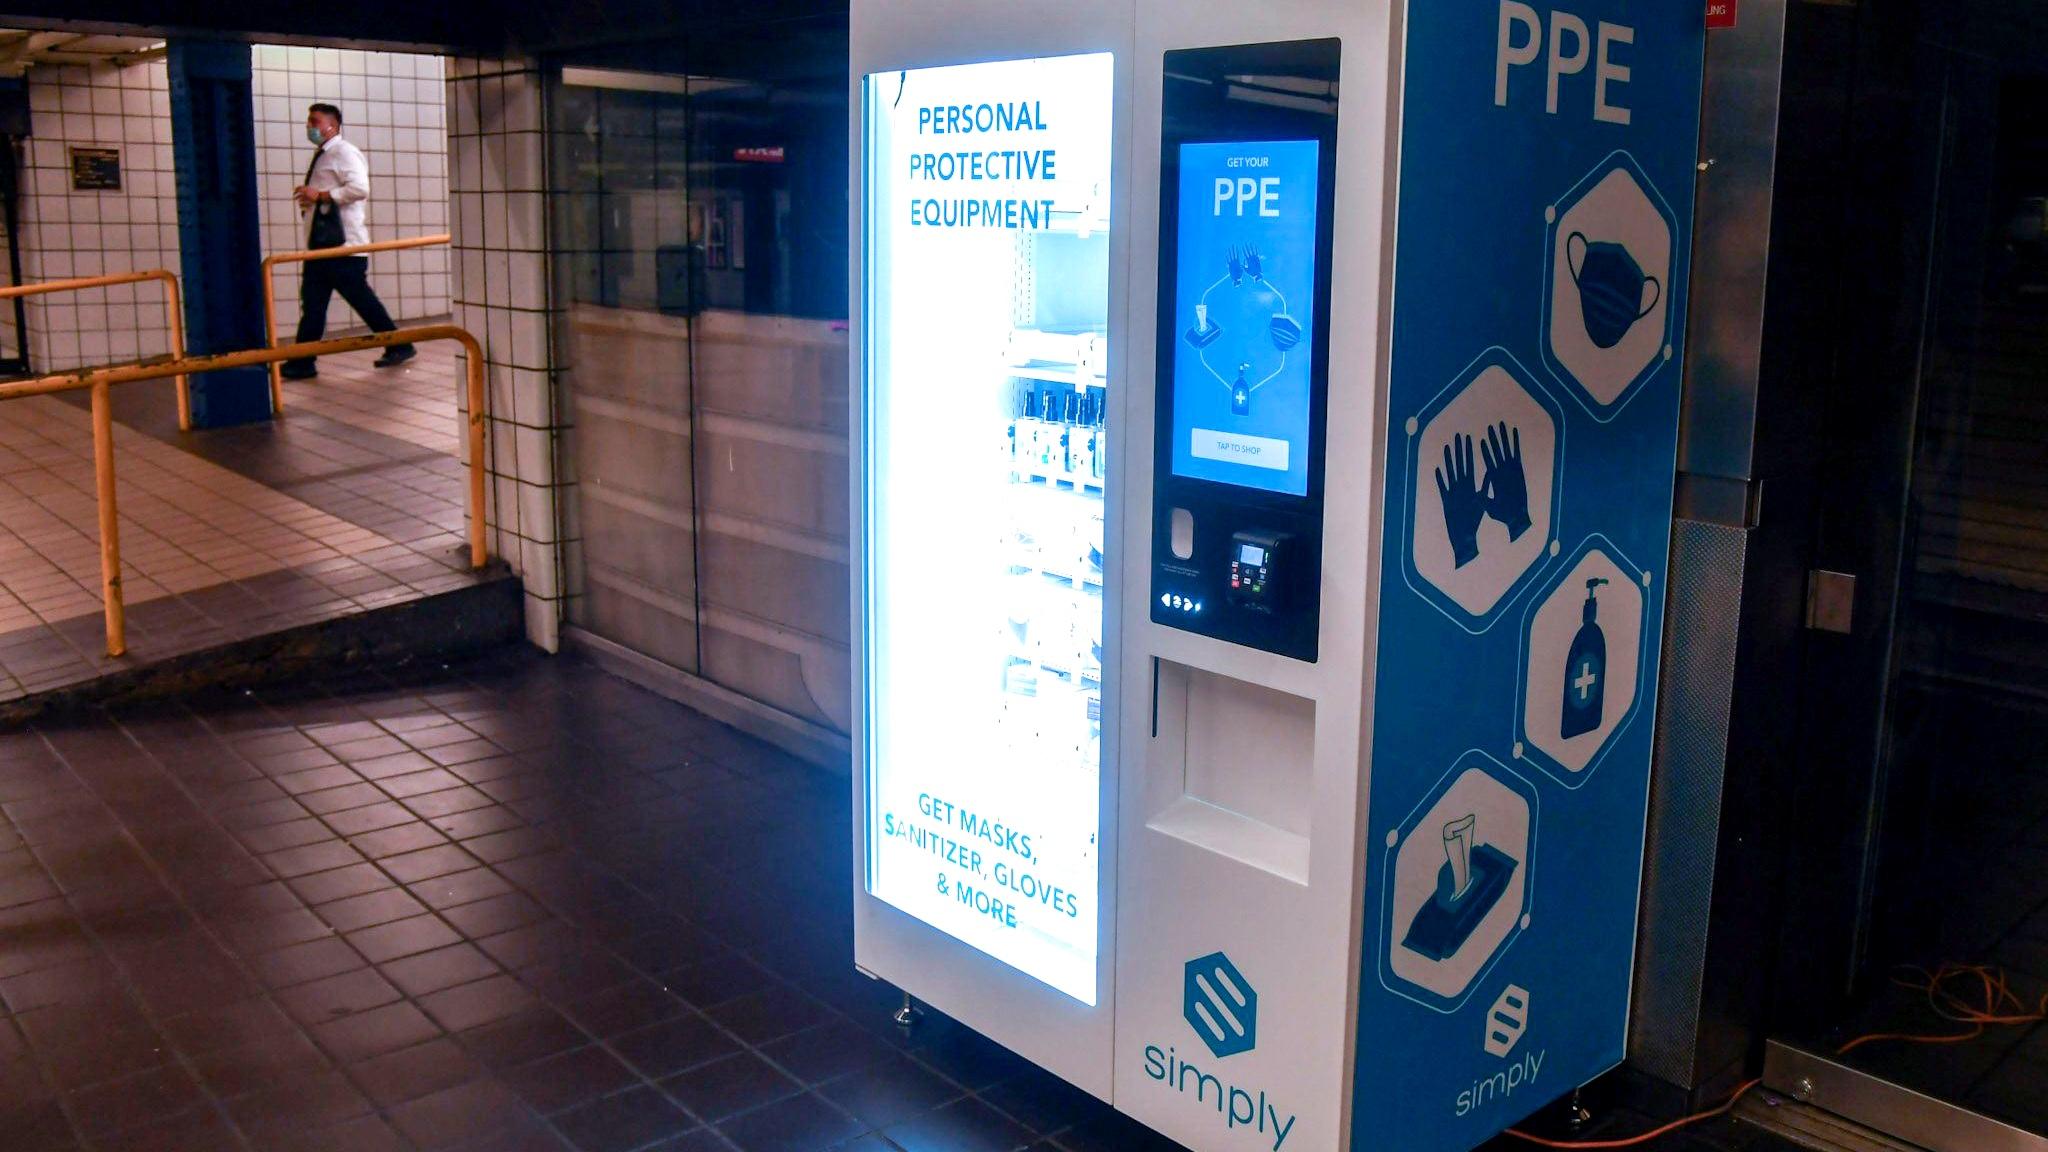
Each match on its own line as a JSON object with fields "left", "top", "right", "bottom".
{"left": 0, "top": 648, "right": 1797, "bottom": 1152}
{"left": 0, "top": 334, "right": 486, "bottom": 705}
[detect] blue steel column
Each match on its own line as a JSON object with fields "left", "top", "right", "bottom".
{"left": 166, "top": 40, "right": 272, "bottom": 426}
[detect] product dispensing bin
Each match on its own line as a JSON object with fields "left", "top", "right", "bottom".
{"left": 849, "top": 3, "right": 1707, "bottom": 1149}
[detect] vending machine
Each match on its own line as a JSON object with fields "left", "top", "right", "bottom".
{"left": 850, "top": 2, "right": 1706, "bottom": 1149}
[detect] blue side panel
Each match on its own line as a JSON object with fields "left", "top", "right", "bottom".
{"left": 1351, "top": 5, "right": 1706, "bottom": 1150}
{"left": 167, "top": 40, "right": 272, "bottom": 427}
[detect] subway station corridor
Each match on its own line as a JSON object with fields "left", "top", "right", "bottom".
{"left": 0, "top": 649, "right": 1794, "bottom": 1152}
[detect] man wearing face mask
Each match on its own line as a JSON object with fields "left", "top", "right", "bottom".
{"left": 281, "top": 102, "right": 413, "bottom": 380}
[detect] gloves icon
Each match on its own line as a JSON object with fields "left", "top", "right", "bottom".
{"left": 1227, "top": 247, "right": 1245, "bottom": 286}
{"left": 1244, "top": 247, "right": 1264, "bottom": 283}
{"left": 1435, "top": 433, "right": 1485, "bottom": 568}
{"left": 1480, "top": 421, "right": 1531, "bottom": 542}
{"left": 1435, "top": 422, "right": 1532, "bottom": 567}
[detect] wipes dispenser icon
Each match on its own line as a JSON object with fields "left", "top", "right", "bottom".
{"left": 1401, "top": 812, "right": 1518, "bottom": 962}
{"left": 1560, "top": 577, "right": 1609, "bottom": 739}
{"left": 1567, "top": 233, "right": 1661, "bottom": 350}
{"left": 1185, "top": 302, "right": 1224, "bottom": 349}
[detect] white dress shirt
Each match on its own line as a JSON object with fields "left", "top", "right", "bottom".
{"left": 303, "top": 133, "right": 372, "bottom": 248}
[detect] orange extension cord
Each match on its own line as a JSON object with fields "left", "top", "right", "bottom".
{"left": 1504, "top": 963, "right": 2048, "bottom": 1149}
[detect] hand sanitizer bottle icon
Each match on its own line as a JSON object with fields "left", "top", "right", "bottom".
{"left": 1560, "top": 577, "right": 1609, "bottom": 739}
{"left": 1231, "top": 364, "right": 1251, "bottom": 416}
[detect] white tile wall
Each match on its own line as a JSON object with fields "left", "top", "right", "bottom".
{"left": 448, "top": 56, "right": 563, "bottom": 652}
{"left": 252, "top": 46, "right": 450, "bottom": 326}
{"left": 17, "top": 60, "right": 178, "bottom": 371}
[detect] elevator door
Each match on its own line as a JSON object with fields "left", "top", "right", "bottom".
{"left": 1773, "top": 12, "right": 2048, "bottom": 1143}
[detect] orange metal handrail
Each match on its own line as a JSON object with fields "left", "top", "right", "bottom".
{"left": 261, "top": 233, "right": 453, "bottom": 411}
{"left": 0, "top": 269, "right": 192, "bottom": 430}
{"left": 0, "top": 324, "right": 490, "bottom": 658}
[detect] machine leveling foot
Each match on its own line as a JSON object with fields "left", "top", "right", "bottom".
{"left": 894, "top": 992, "right": 923, "bottom": 1029}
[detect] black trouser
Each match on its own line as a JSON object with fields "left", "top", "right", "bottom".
{"left": 288, "top": 255, "right": 409, "bottom": 367}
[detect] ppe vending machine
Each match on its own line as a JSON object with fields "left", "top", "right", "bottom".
{"left": 851, "top": 2, "right": 1706, "bottom": 1149}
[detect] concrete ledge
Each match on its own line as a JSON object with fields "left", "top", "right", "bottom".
{"left": 3, "top": 570, "right": 525, "bottom": 724}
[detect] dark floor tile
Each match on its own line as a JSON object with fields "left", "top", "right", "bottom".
{"left": 464, "top": 827, "right": 561, "bottom": 864}
{"left": 382, "top": 843, "right": 480, "bottom": 884}
{"left": 613, "top": 1013, "right": 741, "bottom": 1080}
{"left": 353, "top": 750, "right": 435, "bottom": 779}
{"left": 409, "top": 866, "right": 515, "bottom": 911}
{"left": 0, "top": 956, "right": 123, "bottom": 1014}
{"left": 884, "top": 1097, "right": 1036, "bottom": 1152}
{"left": 502, "top": 1042, "right": 637, "bottom": 1114}
{"left": 87, "top": 1106, "right": 242, "bottom": 1152}
{"left": 405, "top": 789, "right": 500, "bottom": 826}
{"left": 908, "top": 1029, "right": 1033, "bottom": 1092}
{"left": 716, "top": 1091, "right": 864, "bottom": 1152}
{"left": 420, "top": 972, "right": 539, "bottom": 1032}
{"left": 236, "top": 817, "right": 339, "bottom": 854}
{"left": 288, "top": 863, "right": 393, "bottom": 906}
{"left": 289, "top": 1113, "right": 412, "bottom": 1152}
{"left": 226, "top": 1069, "right": 376, "bottom": 1140}
{"left": 187, "top": 1027, "right": 333, "bottom": 1097}
{"left": 665, "top": 955, "right": 773, "bottom": 1009}
{"left": 279, "top": 966, "right": 402, "bottom": 1024}
{"left": 298, "top": 784, "right": 391, "bottom": 818}
{"left": 760, "top": 1023, "right": 898, "bottom": 1088}
{"left": 219, "top": 905, "right": 334, "bottom": 955}
{"left": 707, "top": 988, "right": 832, "bottom": 1046}
{"left": 324, "top": 801, "right": 419, "bottom": 838}
{"left": 347, "top": 1036, "right": 484, "bottom": 1107}
{"left": 818, "top": 1053, "right": 962, "bottom": 1131}
{"left": 554, "top": 1084, "right": 696, "bottom": 1152}
{"left": 476, "top": 921, "right": 583, "bottom": 970}
{"left": 457, "top": 1005, "right": 589, "bottom": 1069}
{"left": 664, "top": 1051, "right": 804, "bottom": 1124}
{"left": 0, "top": 1098, "right": 77, "bottom": 1152}
{"left": 562, "top": 978, "right": 694, "bottom": 1039}
{"left": 1043, "top": 1109, "right": 1191, "bottom": 1152}
{"left": 66, "top": 1063, "right": 207, "bottom": 1139}
{"left": 442, "top": 891, "right": 551, "bottom": 940}
{"left": 250, "top": 935, "right": 368, "bottom": 989}
{"left": 387, "top": 1075, "right": 533, "bottom": 1149}
{"left": 309, "top": 1000, "right": 443, "bottom": 1063}
{"left": 382, "top": 942, "right": 502, "bottom": 998}
{"left": 978, "top": 1070, "right": 1103, "bottom": 1136}
{"left": 348, "top": 912, "right": 464, "bottom": 963}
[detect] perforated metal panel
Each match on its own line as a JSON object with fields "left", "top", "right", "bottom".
{"left": 1629, "top": 518, "right": 1747, "bottom": 1086}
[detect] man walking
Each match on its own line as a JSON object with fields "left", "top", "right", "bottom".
{"left": 281, "top": 102, "right": 413, "bottom": 379}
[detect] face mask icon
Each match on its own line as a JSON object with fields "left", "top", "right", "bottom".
{"left": 1567, "top": 232, "right": 1660, "bottom": 350}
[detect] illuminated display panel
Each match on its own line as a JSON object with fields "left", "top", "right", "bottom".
{"left": 1168, "top": 139, "right": 1321, "bottom": 497}
{"left": 862, "top": 53, "right": 1113, "bottom": 1004}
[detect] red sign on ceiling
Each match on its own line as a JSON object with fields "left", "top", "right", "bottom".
{"left": 1706, "top": 0, "right": 1737, "bottom": 28}
{"left": 733, "top": 146, "right": 786, "bottom": 164}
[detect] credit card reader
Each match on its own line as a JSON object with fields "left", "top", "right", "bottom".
{"left": 1228, "top": 531, "right": 1284, "bottom": 610}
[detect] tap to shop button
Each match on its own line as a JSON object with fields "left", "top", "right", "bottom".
{"left": 1190, "top": 428, "right": 1289, "bottom": 472}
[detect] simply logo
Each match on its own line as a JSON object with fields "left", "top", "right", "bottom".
{"left": 1184, "top": 951, "right": 1257, "bottom": 1058}
{"left": 1484, "top": 984, "right": 1530, "bottom": 1057}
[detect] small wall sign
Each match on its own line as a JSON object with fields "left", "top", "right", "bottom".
{"left": 69, "top": 146, "right": 121, "bottom": 191}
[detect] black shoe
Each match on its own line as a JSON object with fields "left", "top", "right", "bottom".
{"left": 373, "top": 345, "right": 417, "bottom": 368}
{"left": 279, "top": 362, "right": 317, "bottom": 380}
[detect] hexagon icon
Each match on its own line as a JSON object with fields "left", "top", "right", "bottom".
{"left": 1183, "top": 952, "right": 1257, "bottom": 1058}
{"left": 1406, "top": 348, "right": 1562, "bottom": 630}
{"left": 1517, "top": 539, "right": 1648, "bottom": 787}
{"left": 1542, "top": 152, "right": 1678, "bottom": 419}
{"left": 1380, "top": 752, "right": 1537, "bottom": 1012}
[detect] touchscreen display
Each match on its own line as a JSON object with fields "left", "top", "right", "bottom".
{"left": 1168, "top": 139, "right": 1321, "bottom": 497}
